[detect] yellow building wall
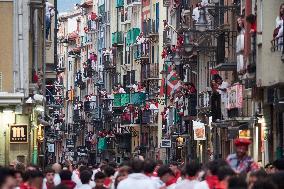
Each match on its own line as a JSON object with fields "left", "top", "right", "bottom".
{"left": 0, "top": 2, "right": 13, "bottom": 92}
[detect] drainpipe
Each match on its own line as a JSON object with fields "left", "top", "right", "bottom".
{"left": 31, "top": 7, "right": 40, "bottom": 165}
{"left": 244, "top": 0, "right": 251, "bottom": 64}
{"left": 33, "top": 8, "right": 39, "bottom": 78}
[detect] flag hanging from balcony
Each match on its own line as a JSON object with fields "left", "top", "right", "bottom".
{"left": 160, "top": 65, "right": 182, "bottom": 97}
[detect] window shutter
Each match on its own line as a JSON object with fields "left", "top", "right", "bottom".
{"left": 156, "top": 3, "right": 159, "bottom": 33}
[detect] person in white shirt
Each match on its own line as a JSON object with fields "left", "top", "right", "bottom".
{"left": 45, "top": 0, "right": 54, "bottom": 39}
{"left": 192, "top": 3, "right": 201, "bottom": 22}
{"left": 117, "top": 159, "right": 156, "bottom": 189}
{"left": 175, "top": 161, "right": 201, "bottom": 189}
{"left": 52, "top": 163, "right": 62, "bottom": 186}
{"left": 275, "top": 3, "right": 284, "bottom": 50}
{"left": 155, "top": 165, "right": 175, "bottom": 189}
{"left": 77, "top": 170, "right": 93, "bottom": 189}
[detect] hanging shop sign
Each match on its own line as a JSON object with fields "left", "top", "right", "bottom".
{"left": 163, "top": 0, "right": 170, "bottom": 7}
{"left": 192, "top": 121, "right": 206, "bottom": 140}
{"left": 239, "top": 129, "right": 250, "bottom": 139}
{"left": 10, "top": 125, "right": 28, "bottom": 143}
{"left": 66, "top": 139, "right": 75, "bottom": 148}
{"left": 227, "top": 84, "right": 243, "bottom": 109}
{"left": 77, "top": 146, "right": 88, "bottom": 157}
{"left": 161, "top": 139, "right": 171, "bottom": 148}
{"left": 47, "top": 143, "right": 55, "bottom": 153}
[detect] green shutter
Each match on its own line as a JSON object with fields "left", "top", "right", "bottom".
{"left": 98, "top": 138, "right": 107, "bottom": 151}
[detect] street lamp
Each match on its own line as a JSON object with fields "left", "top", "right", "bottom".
{"left": 172, "top": 51, "right": 181, "bottom": 66}
{"left": 184, "top": 31, "right": 194, "bottom": 53}
{"left": 195, "top": 7, "right": 208, "bottom": 32}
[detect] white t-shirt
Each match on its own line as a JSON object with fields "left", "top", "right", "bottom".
{"left": 194, "top": 180, "right": 209, "bottom": 189}
{"left": 175, "top": 179, "right": 200, "bottom": 189}
{"left": 218, "top": 81, "right": 230, "bottom": 103}
{"left": 192, "top": 7, "right": 200, "bottom": 21}
{"left": 45, "top": 2, "right": 54, "bottom": 18}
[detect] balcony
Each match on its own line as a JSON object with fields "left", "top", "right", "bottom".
{"left": 141, "top": 64, "right": 159, "bottom": 81}
{"left": 141, "top": 110, "right": 158, "bottom": 125}
{"left": 271, "top": 37, "right": 284, "bottom": 57}
{"left": 116, "top": 0, "right": 124, "bottom": 8}
{"left": 126, "top": 28, "right": 140, "bottom": 46}
{"left": 214, "top": 31, "right": 237, "bottom": 71}
{"left": 134, "top": 45, "right": 150, "bottom": 62}
{"left": 104, "top": 60, "right": 116, "bottom": 70}
{"left": 143, "top": 19, "right": 158, "bottom": 37}
{"left": 126, "top": 0, "right": 141, "bottom": 7}
{"left": 113, "top": 92, "right": 146, "bottom": 107}
{"left": 121, "top": 109, "right": 158, "bottom": 126}
{"left": 112, "top": 31, "right": 124, "bottom": 46}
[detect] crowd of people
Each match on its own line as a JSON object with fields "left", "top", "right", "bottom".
{"left": 1, "top": 139, "right": 284, "bottom": 189}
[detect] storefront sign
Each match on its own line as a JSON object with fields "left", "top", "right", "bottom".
{"left": 227, "top": 84, "right": 243, "bottom": 109}
{"left": 163, "top": 0, "right": 170, "bottom": 7}
{"left": 193, "top": 121, "right": 206, "bottom": 140}
{"left": 66, "top": 139, "right": 75, "bottom": 148}
{"left": 161, "top": 139, "right": 171, "bottom": 148}
{"left": 77, "top": 146, "right": 88, "bottom": 157}
{"left": 10, "top": 125, "right": 28, "bottom": 143}
{"left": 47, "top": 143, "right": 55, "bottom": 153}
{"left": 239, "top": 129, "right": 250, "bottom": 139}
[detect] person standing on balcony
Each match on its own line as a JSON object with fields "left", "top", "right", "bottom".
{"left": 192, "top": 3, "right": 201, "bottom": 22}
{"left": 274, "top": 3, "right": 284, "bottom": 50}
{"left": 45, "top": 0, "right": 54, "bottom": 39}
{"left": 236, "top": 16, "right": 245, "bottom": 75}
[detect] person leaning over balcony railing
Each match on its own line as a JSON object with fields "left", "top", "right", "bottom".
{"left": 274, "top": 3, "right": 284, "bottom": 50}
{"left": 192, "top": 3, "right": 201, "bottom": 22}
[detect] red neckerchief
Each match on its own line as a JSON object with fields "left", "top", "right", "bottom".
{"left": 165, "top": 171, "right": 180, "bottom": 186}
{"left": 61, "top": 180, "right": 76, "bottom": 189}
{"left": 206, "top": 175, "right": 219, "bottom": 189}
{"left": 103, "top": 177, "right": 112, "bottom": 188}
{"left": 46, "top": 182, "right": 55, "bottom": 189}
{"left": 19, "top": 183, "right": 36, "bottom": 189}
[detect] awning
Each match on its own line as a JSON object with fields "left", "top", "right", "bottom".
{"left": 214, "top": 62, "right": 237, "bottom": 71}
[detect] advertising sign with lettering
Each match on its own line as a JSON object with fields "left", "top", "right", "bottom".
{"left": 192, "top": 121, "right": 206, "bottom": 140}
{"left": 10, "top": 125, "right": 28, "bottom": 143}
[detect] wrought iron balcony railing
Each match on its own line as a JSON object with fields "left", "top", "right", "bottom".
{"left": 271, "top": 37, "right": 283, "bottom": 52}
{"left": 141, "top": 63, "right": 159, "bottom": 81}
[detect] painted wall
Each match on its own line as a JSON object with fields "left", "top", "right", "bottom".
{"left": 0, "top": 1, "right": 13, "bottom": 92}
{"left": 257, "top": 0, "right": 284, "bottom": 87}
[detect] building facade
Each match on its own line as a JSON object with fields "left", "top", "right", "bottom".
{"left": 50, "top": 0, "right": 284, "bottom": 165}
{"left": 0, "top": 0, "right": 48, "bottom": 166}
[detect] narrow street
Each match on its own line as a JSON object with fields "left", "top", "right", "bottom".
{"left": 0, "top": 0, "right": 284, "bottom": 189}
